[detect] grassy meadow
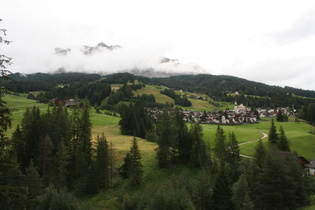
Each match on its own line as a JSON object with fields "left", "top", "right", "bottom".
{"left": 3, "top": 94, "right": 48, "bottom": 136}
{"left": 133, "top": 85, "right": 174, "bottom": 104}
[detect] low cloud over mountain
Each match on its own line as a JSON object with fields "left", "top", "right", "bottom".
{"left": 49, "top": 42, "right": 206, "bottom": 77}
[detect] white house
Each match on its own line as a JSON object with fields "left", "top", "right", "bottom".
{"left": 308, "top": 159, "right": 315, "bottom": 176}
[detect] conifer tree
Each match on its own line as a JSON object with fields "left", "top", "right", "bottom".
{"left": 276, "top": 109, "right": 284, "bottom": 122}
{"left": 108, "top": 140, "right": 117, "bottom": 196}
{"left": 194, "top": 169, "right": 212, "bottom": 210}
{"left": 39, "top": 135, "right": 53, "bottom": 185}
{"left": 285, "top": 154, "right": 310, "bottom": 208}
{"left": 214, "top": 126, "right": 227, "bottom": 165}
{"left": 54, "top": 139, "right": 68, "bottom": 189}
{"left": 0, "top": 95, "right": 12, "bottom": 158}
{"left": 268, "top": 118, "right": 278, "bottom": 143}
{"left": 190, "top": 123, "right": 210, "bottom": 167}
{"left": 119, "top": 152, "right": 131, "bottom": 179}
{"left": 25, "top": 160, "right": 42, "bottom": 209}
{"left": 227, "top": 132, "right": 241, "bottom": 182}
{"left": 50, "top": 105, "right": 72, "bottom": 149}
{"left": 278, "top": 125, "right": 290, "bottom": 151}
{"left": 247, "top": 139, "right": 267, "bottom": 209}
{"left": 156, "top": 110, "right": 179, "bottom": 167}
{"left": 0, "top": 20, "right": 12, "bottom": 159}
{"left": 0, "top": 23, "right": 28, "bottom": 209}
{"left": 175, "top": 110, "right": 192, "bottom": 163}
{"left": 127, "top": 137, "right": 143, "bottom": 186}
{"left": 95, "top": 134, "right": 109, "bottom": 191}
{"left": 78, "top": 106, "right": 92, "bottom": 164}
{"left": 11, "top": 124, "right": 24, "bottom": 170}
{"left": 0, "top": 155, "right": 28, "bottom": 210}
{"left": 211, "top": 164, "right": 233, "bottom": 210}
{"left": 19, "top": 107, "right": 43, "bottom": 171}
{"left": 259, "top": 152, "right": 290, "bottom": 209}
{"left": 232, "top": 174, "right": 254, "bottom": 210}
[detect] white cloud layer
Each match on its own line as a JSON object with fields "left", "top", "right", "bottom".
{"left": 1, "top": 0, "right": 315, "bottom": 90}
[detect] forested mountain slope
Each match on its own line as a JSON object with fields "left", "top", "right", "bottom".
{"left": 4, "top": 72, "right": 315, "bottom": 109}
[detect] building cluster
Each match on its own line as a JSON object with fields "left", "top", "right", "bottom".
{"left": 148, "top": 103, "right": 296, "bottom": 125}
{"left": 181, "top": 103, "right": 258, "bottom": 124}
{"left": 50, "top": 98, "right": 79, "bottom": 107}
{"left": 256, "top": 107, "right": 296, "bottom": 118}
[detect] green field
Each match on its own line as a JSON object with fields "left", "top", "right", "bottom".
{"left": 237, "top": 119, "right": 315, "bottom": 160}
{"left": 133, "top": 85, "right": 174, "bottom": 104}
{"left": 3, "top": 94, "right": 48, "bottom": 136}
{"left": 133, "top": 85, "right": 234, "bottom": 111}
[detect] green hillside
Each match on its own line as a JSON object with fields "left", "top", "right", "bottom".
{"left": 2, "top": 76, "right": 315, "bottom": 209}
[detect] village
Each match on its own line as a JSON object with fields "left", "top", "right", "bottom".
{"left": 149, "top": 101, "right": 295, "bottom": 125}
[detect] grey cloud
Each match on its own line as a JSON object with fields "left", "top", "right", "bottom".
{"left": 272, "top": 9, "right": 315, "bottom": 45}
{"left": 243, "top": 56, "right": 315, "bottom": 90}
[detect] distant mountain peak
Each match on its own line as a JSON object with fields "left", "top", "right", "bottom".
{"left": 82, "top": 42, "right": 121, "bottom": 55}
{"left": 160, "top": 57, "right": 179, "bottom": 64}
{"left": 54, "top": 42, "right": 121, "bottom": 56}
{"left": 54, "top": 48, "right": 71, "bottom": 55}
{"left": 96, "top": 42, "right": 109, "bottom": 48}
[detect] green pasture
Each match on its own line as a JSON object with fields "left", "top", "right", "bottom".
{"left": 133, "top": 85, "right": 234, "bottom": 111}
{"left": 111, "top": 84, "right": 123, "bottom": 91}
{"left": 133, "top": 86, "right": 174, "bottom": 104}
{"left": 3, "top": 94, "right": 48, "bottom": 136}
{"left": 236, "top": 119, "right": 315, "bottom": 160}
{"left": 176, "top": 98, "right": 233, "bottom": 111}
{"left": 202, "top": 123, "right": 263, "bottom": 145}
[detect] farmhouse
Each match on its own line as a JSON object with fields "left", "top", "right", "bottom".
{"left": 65, "top": 99, "right": 77, "bottom": 107}
{"left": 308, "top": 159, "right": 315, "bottom": 176}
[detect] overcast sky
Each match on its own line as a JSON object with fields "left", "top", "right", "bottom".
{"left": 1, "top": 0, "right": 315, "bottom": 90}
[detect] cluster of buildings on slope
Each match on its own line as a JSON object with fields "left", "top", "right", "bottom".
{"left": 50, "top": 98, "right": 80, "bottom": 107}
{"left": 148, "top": 102, "right": 295, "bottom": 125}
{"left": 182, "top": 103, "right": 295, "bottom": 125}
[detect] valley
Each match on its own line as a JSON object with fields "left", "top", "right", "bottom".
{"left": 2, "top": 72, "right": 315, "bottom": 209}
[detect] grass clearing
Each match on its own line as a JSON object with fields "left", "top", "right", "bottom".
{"left": 133, "top": 86, "right": 174, "bottom": 104}
{"left": 202, "top": 124, "right": 263, "bottom": 145}
{"left": 111, "top": 84, "right": 123, "bottom": 91}
{"left": 3, "top": 94, "right": 48, "bottom": 136}
{"left": 237, "top": 118, "right": 315, "bottom": 160}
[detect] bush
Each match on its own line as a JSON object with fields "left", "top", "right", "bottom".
{"left": 36, "top": 186, "right": 80, "bottom": 210}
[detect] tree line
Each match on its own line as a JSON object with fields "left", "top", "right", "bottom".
{"left": 300, "top": 103, "right": 315, "bottom": 125}
{"left": 160, "top": 88, "right": 192, "bottom": 107}
{"left": 0, "top": 102, "right": 145, "bottom": 209}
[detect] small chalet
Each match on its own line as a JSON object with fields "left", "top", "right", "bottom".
{"left": 50, "top": 98, "right": 65, "bottom": 106}
{"left": 308, "top": 159, "right": 315, "bottom": 176}
{"left": 65, "top": 99, "right": 76, "bottom": 107}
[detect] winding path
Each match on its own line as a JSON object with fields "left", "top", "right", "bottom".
{"left": 238, "top": 131, "right": 268, "bottom": 159}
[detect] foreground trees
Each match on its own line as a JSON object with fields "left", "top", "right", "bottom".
{"left": 268, "top": 119, "right": 290, "bottom": 151}
{"left": 10, "top": 105, "right": 96, "bottom": 195}
{"left": 154, "top": 108, "right": 211, "bottom": 168}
